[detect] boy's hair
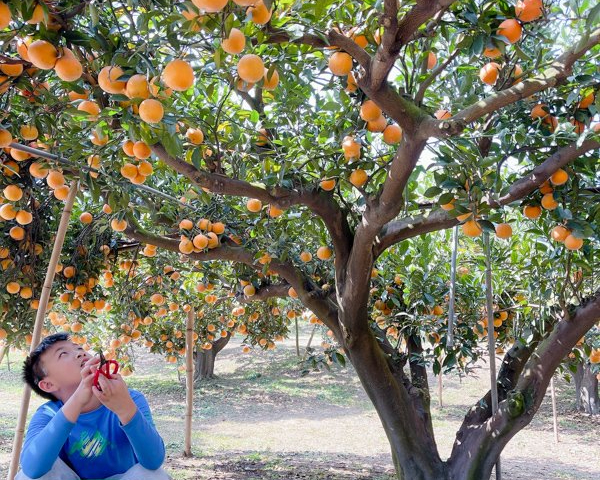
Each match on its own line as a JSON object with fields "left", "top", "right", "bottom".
{"left": 22, "top": 333, "right": 71, "bottom": 402}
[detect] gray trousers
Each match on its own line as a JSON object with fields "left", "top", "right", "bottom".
{"left": 15, "top": 457, "right": 171, "bottom": 480}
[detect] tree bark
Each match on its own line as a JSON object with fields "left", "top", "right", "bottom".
{"left": 192, "top": 334, "right": 231, "bottom": 382}
{"left": 574, "top": 361, "right": 599, "bottom": 415}
{"left": 342, "top": 316, "right": 446, "bottom": 480}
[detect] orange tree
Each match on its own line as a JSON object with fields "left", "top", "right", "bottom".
{"left": 1, "top": 0, "right": 600, "bottom": 478}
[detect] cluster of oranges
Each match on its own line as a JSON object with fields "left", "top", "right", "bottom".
{"left": 522, "top": 168, "right": 584, "bottom": 250}
{"left": 177, "top": 217, "right": 225, "bottom": 254}
{"left": 479, "top": 0, "right": 543, "bottom": 86}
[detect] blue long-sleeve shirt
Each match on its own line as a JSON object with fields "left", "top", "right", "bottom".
{"left": 20, "top": 389, "right": 165, "bottom": 479}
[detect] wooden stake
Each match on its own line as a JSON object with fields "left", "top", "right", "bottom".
{"left": 483, "top": 232, "right": 501, "bottom": 480}
{"left": 550, "top": 376, "right": 559, "bottom": 444}
{"left": 7, "top": 182, "right": 78, "bottom": 480}
{"left": 447, "top": 225, "right": 459, "bottom": 348}
{"left": 184, "top": 308, "right": 195, "bottom": 457}
{"left": 295, "top": 317, "right": 300, "bottom": 357}
{"left": 0, "top": 345, "right": 6, "bottom": 366}
{"left": 438, "top": 373, "right": 443, "bottom": 408}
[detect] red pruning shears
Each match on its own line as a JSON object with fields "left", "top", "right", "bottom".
{"left": 93, "top": 352, "right": 119, "bottom": 391}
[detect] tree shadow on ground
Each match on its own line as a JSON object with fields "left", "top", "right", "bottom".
{"left": 164, "top": 451, "right": 395, "bottom": 480}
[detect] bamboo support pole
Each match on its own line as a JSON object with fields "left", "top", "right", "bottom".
{"left": 446, "top": 225, "right": 459, "bottom": 348}
{"left": 295, "top": 317, "right": 300, "bottom": 357}
{"left": 483, "top": 232, "right": 501, "bottom": 480}
{"left": 0, "top": 345, "right": 6, "bottom": 366}
{"left": 7, "top": 182, "right": 78, "bottom": 480}
{"left": 550, "top": 376, "right": 559, "bottom": 444}
{"left": 302, "top": 325, "right": 318, "bottom": 361}
{"left": 184, "top": 308, "right": 195, "bottom": 457}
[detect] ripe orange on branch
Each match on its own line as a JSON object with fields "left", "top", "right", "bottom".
{"left": 515, "top": 0, "right": 543, "bottom": 22}
{"left": 237, "top": 54, "right": 265, "bottom": 83}
{"left": 328, "top": 52, "right": 352, "bottom": 76}
{"left": 479, "top": 62, "right": 501, "bottom": 85}
{"left": 162, "top": 59, "right": 195, "bottom": 91}
{"left": 497, "top": 19, "right": 522, "bottom": 44}
{"left": 222, "top": 28, "right": 246, "bottom": 54}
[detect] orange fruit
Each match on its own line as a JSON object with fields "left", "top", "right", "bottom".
{"left": 121, "top": 163, "right": 138, "bottom": 179}
{"left": 483, "top": 46, "right": 502, "bottom": 59}
{"left": 137, "top": 161, "right": 153, "bottom": 176}
{"left": 328, "top": 52, "right": 352, "bottom": 76}
{"left": 511, "top": 64, "right": 523, "bottom": 84}
{"left": 317, "top": 246, "right": 332, "bottom": 260}
{"left": 570, "top": 118, "right": 585, "bottom": 135}
{"left": 479, "top": 62, "right": 501, "bottom": 85}
{"left": 497, "top": 19, "right": 522, "bottom": 44}
{"left": 550, "top": 168, "right": 568, "bottom": 185}
{"left": 122, "top": 140, "right": 135, "bottom": 157}
{"left": 80, "top": 212, "right": 93, "bottom": 224}
{"left": 353, "top": 34, "right": 368, "bottom": 48}
{"left": 495, "top": 223, "right": 513, "bottom": 239}
{"left": 237, "top": 54, "right": 265, "bottom": 83}
{"left": 564, "top": 234, "right": 583, "bottom": 251}
{"left": 435, "top": 109, "right": 451, "bottom": 120}
{"left": 3, "top": 184, "right": 23, "bottom": 201}
{"left": 77, "top": 100, "right": 101, "bottom": 118}
{"left": 427, "top": 52, "right": 437, "bottom": 69}
{"left": 523, "top": 205, "right": 541, "bottom": 219}
{"left": 551, "top": 225, "right": 569, "bottom": 242}
{"left": 125, "top": 74, "right": 149, "bottom": 99}
{"left": 162, "top": 59, "right": 194, "bottom": 91}
{"left": 54, "top": 49, "right": 83, "bottom": 82}
{"left": 300, "top": 251, "right": 312, "bottom": 262}
{"left": 268, "top": 204, "right": 283, "bottom": 217}
{"left": 54, "top": 185, "right": 69, "bottom": 200}
{"left": 192, "top": 0, "right": 228, "bottom": 13}
{"left": 133, "top": 141, "right": 151, "bottom": 159}
{"left": 0, "top": 63, "right": 23, "bottom": 76}
{"left": 538, "top": 180, "right": 553, "bottom": 194}
{"left": 462, "top": 219, "right": 482, "bottom": 237}
{"left": 98, "top": 65, "right": 126, "bottom": 94}
{"left": 530, "top": 103, "right": 549, "bottom": 119}
{"left": 243, "top": 284, "right": 256, "bottom": 296}
{"left": 440, "top": 199, "right": 455, "bottom": 211}
{"left": 179, "top": 238, "right": 194, "bottom": 254}
{"left": 578, "top": 92, "right": 595, "bottom": 109}
{"left": 222, "top": 28, "right": 245, "bottom": 54}
{"left": 246, "top": 198, "right": 262, "bottom": 212}
{"left": 10, "top": 226, "right": 25, "bottom": 240}
{"left": 15, "top": 210, "right": 33, "bottom": 225}
{"left": 186, "top": 128, "right": 204, "bottom": 144}
{"left": 211, "top": 222, "right": 225, "bottom": 234}
{"left": 349, "top": 169, "right": 368, "bottom": 188}
{"left": 541, "top": 193, "right": 558, "bottom": 210}
{"left": 0, "top": 128, "right": 12, "bottom": 147}
{"left": 0, "top": 204, "right": 17, "bottom": 220}
{"left": 20, "top": 125, "right": 38, "bottom": 140}
{"left": 67, "top": 89, "right": 89, "bottom": 101}
{"left": 139, "top": 99, "right": 164, "bottom": 123}
{"left": 10, "top": 148, "right": 30, "bottom": 162}
{"left": 46, "top": 170, "right": 65, "bottom": 189}
{"left": 111, "top": 218, "right": 128, "bottom": 232}
{"left": 247, "top": 1, "right": 271, "bottom": 24}
{"left": 179, "top": 219, "right": 193, "bottom": 230}
{"left": 0, "top": 1, "right": 11, "bottom": 29}
{"left": 342, "top": 135, "right": 361, "bottom": 160}
{"left": 6, "top": 282, "right": 20, "bottom": 294}
{"left": 360, "top": 100, "right": 382, "bottom": 122}
{"left": 320, "top": 178, "right": 336, "bottom": 191}
{"left": 367, "top": 116, "right": 387, "bottom": 132}
{"left": 263, "top": 67, "right": 279, "bottom": 90}
{"left": 383, "top": 124, "right": 402, "bottom": 144}
{"left": 28, "top": 40, "right": 58, "bottom": 69}
{"left": 515, "top": 0, "right": 543, "bottom": 22}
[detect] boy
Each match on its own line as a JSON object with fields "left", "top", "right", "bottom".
{"left": 17, "top": 333, "right": 171, "bottom": 480}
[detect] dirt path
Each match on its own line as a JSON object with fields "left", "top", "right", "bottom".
{"left": 1, "top": 326, "right": 599, "bottom": 479}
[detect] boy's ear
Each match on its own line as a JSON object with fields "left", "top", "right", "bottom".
{"left": 38, "top": 379, "right": 58, "bottom": 394}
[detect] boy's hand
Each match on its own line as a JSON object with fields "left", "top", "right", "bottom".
{"left": 92, "top": 373, "right": 137, "bottom": 425}
{"left": 74, "top": 356, "right": 101, "bottom": 406}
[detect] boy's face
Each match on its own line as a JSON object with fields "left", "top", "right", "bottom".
{"left": 37, "top": 340, "right": 92, "bottom": 396}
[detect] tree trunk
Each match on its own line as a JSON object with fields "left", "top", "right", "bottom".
{"left": 574, "top": 361, "right": 599, "bottom": 415}
{"left": 341, "top": 311, "right": 447, "bottom": 480}
{"left": 192, "top": 334, "right": 231, "bottom": 383}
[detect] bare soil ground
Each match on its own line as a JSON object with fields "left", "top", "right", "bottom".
{"left": 1, "top": 325, "right": 598, "bottom": 479}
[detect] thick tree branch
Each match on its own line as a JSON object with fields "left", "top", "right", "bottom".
{"left": 421, "top": 28, "right": 600, "bottom": 138}
{"left": 375, "top": 136, "right": 600, "bottom": 257}
{"left": 123, "top": 222, "right": 343, "bottom": 340}
{"left": 238, "top": 283, "right": 290, "bottom": 302}
{"left": 150, "top": 143, "right": 353, "bottom": 270}
{"left": 448, "top": 290, "right": 600, "bottom": 478}
{"left": 370, "top": 0, "right": 457, "bottom": 90}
